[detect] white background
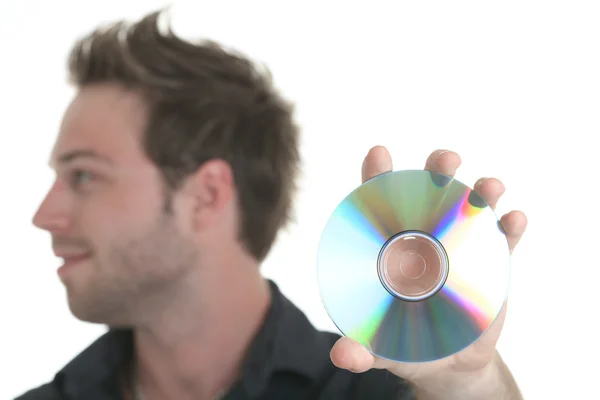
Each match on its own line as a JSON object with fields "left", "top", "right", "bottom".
{"left": 1, "top": 1, "right": 599, "bottom": 399}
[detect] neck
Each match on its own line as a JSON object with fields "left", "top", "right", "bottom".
{"left": 129, "top": 250, "right": 271, "bottom": 400}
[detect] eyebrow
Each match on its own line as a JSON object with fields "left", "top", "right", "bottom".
{"left": 48, "top": 150, "right": 113, "bottom": 169}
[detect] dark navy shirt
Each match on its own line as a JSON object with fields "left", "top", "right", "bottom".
{"left": 15, "top": 280, "right": 415, "bottom": 399}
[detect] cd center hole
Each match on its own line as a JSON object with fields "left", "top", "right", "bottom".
{"left": 379, "top": 233, "right": 447, "bottom": 300}
{"left": 399, "top": 252, "right": 426, "bottom": 279}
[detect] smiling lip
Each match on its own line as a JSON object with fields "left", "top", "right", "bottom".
{"left": 56, "top": 253, "right": 92, "bottom": 278}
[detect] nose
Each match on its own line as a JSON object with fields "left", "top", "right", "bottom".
{"left": 32, "top": 181, "right": 72, "bottom": 233}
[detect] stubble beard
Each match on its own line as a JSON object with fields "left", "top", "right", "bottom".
{"left": 67, "top": 214, "right": 198, "bottom": 327}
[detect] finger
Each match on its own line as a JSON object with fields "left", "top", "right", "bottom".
{"left": 472, "top": 177, "right": 505, "bottom": 210}
{"left": 424, "top": 149, "right": 461, "bottom": 178}
{"left": 500, "top": 210, "right": 528, "bottom": 253}
{"left": 330, "top": 337, "right": 376, "bottom": 373}
{"left": 362, "top": 145, "right": 393, "bottom": 183}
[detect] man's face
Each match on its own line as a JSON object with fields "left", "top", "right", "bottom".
{"left": 32, "top": 84, "right": 198, "bottom": 325}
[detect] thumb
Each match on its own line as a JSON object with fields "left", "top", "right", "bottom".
{"left": 330, "top": 336, "right": 377, "bottom": 373}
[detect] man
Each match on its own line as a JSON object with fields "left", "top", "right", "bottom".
{"left": 17, "top": 9, "right": 527, "bottom": 400}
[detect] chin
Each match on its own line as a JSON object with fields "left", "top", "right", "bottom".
{"left": 66, "top": 292, "right": 131, "bottom": 326}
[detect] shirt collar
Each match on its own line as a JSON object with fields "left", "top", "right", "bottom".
{"left": 54, "top": 280, "right": 332, "bottom": 399}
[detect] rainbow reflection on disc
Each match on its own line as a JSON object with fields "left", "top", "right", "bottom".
{"left": 316, "top": 170, "right": 510, "bottom": 363}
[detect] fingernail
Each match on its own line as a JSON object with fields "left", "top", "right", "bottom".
{"left": 435, "top": 150, "right": 450, "bottom": 168}
{"left": 475, "top": 177, "right": 486, "bottom": 188}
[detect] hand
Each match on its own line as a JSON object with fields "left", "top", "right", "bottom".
{"left": 329, "top": 146, "right": 528, "bottom": 385}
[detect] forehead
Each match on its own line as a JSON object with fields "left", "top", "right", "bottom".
{"left": 50, "top": 84, "right": 147, "bottom": 167}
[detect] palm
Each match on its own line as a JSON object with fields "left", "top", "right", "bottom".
{"left": 387, "top": 300, "right": 507, "bottom": 381}
{"left": 329, "top": 146, "right": 527, "bottom": 382}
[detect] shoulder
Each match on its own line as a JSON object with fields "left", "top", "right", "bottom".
{"left": 11, "top": 329, "right": 131, "bottom": 400}
{"left": 13, "top": 383, "right": 62, "bottom": 400}
{"left": 266, "top": 282, "right": 416, "bottom": 399}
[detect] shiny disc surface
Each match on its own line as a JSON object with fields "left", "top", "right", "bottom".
{"left": 316, "top": 170, "right": 511, "bottom": 363}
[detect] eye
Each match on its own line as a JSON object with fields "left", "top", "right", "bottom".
{"left": 68, "top": 169, "right": 95, "bottom": 189}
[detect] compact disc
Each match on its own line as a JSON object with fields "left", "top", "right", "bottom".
{"left": 316, "top": 169, "right": 510, "bottom": 363}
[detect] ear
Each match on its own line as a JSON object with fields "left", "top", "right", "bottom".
{"left": 185, "top": 159, "right": 235, "bottom": 229}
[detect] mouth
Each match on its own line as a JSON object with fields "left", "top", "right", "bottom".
{"left": 57, "top": 253, "right": 92, "bottom": 278}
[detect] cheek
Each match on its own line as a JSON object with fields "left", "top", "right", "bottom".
{"left": 98, "top": 182, "right": 164, "bottom": 219}
{"left": 77, "top": 190, "right": 159, "bottom": 244}
{"left": 114, "top": 185, "right": 163, "bottom": 214}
